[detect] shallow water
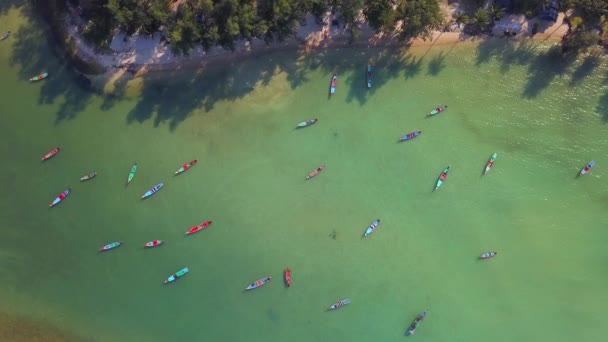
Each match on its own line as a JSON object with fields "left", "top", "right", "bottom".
{"left": 1, "top": 6, "right": 608, "bottom": 342}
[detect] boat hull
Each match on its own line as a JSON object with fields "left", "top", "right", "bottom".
{"left": 80, "top": 172, "right": 97, "bottom": 181}
{"left": 480, "top": 252, "right": 497, "bottom": 259}
{"left": 49, "top": 189, "right": 70, "bottom": 207}
{"left": 330, "top": 74, "right": 337, "bottom": 95}
{"left": 142, "top": 183, "right": 164, "bottom": 199}
{"left": 126, "top": 163, "right": 137, "bottom": 185}
{"left": 99, "top": 241, "right": 122, "bottom": 252}
{"left": 164, "top": 267, "right": 189, "bottom": 284}
{"left": 42, "top": 147, "right": 60, "bottom": 161}
{"left": 175, "top": 160, "right": 197, "bottom": 175}
{"left": 367, "top": 65, "right": 372, "bottom": 88}
{"left": 29, "top": 72, "right": 48, "bottom": 82}
{"left": 363, "top": 219, "right": 381, "bottom": 237}
{"left": 185, "top": 220, "right": 212, "bottom": 235}
{"left": 296, "top": 119, "right": 318, "bottom": 128}
{"left": 306, "top": 165, "right": 326, "bottom": 180}
{"left": 429, "top": 105, "right": 447, "bottom": 116}
{"left": 285, "top": 268, "right": 291, "bottom": 287}
{"left": 484, "top": 153, "right": 497, "bottom": 174}
{"left": 579, "top": 160, "right": 595, "bottom": 176}
{"left": 399, "top": 131, "right": 422, "bottom": 141}
{"left": 328, "top": 299, "right": 351, "bottom": 311}
{"left": 406, "top": 311, "right": 427, "bottom": 336}
{"left": 434, "top": 166, "right": 450, "bottom": 191}
{"left": 144, "top": 240, "right": 163, "bottom": 248}
{"left": 245, "top": 276, "right": 272, "bottom": 290}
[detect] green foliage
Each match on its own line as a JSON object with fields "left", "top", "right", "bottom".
{"left": 397, "top": 0, "right": 444, "bottom": 40}
{"left": 364, "top": 0, "right": 397, "bottom": 32}
{"left": 488, "top": 5, "right": 505, "bottom": 23}
{"left": 452, "top": 11, "right": 469, "bottom": 26}
{"left": 472, "top": 8, "right": 490, "bottom": 31}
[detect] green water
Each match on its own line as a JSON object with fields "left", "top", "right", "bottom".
{"left": 1, "top": 5, "right": 608, "bottom": 342}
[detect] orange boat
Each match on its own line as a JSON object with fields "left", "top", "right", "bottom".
{"left": 306, "top": 165, "right": 325, "bottom": 180}
{"left": 185, "top": 220, "right": 212, "bottom": 235}
{"left": 285, "top": 268, "right": 291, "bottom": 287}
{"left": 42, "top": 147, "right": 60, "bottom": 161}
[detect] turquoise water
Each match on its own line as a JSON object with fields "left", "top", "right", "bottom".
{"left": 1, "top": 5, "right": 608, "bottom": 342}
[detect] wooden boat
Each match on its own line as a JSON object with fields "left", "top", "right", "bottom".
{"left": 164, "top": 267, "right": 189, "bottom": 284}
{"left": 328, "top": 298, "right": 350, "bottom": 311}
{"left": 579, "top": 160, "right": 595, "bottom": 176}
{"left": 428, "top": 105, "right": 448, "bottom": 116}
{"left": 480, "top": 251, "right": 497, "bottom": 259}
{"left": 296, "top": 119, "right": 318, "bottom": 128}
{"left": 126, "top": 163, "right": 137, "bottom": 185}
{"left": 1, "top": 31, "right": 10, "bottom": 41}
{"left": 245, "top": 276, "right": 272, "bottom": 290}
{"left": 434, "top": 166, "right": 450, "bottom": 191}
{"left": 484, "top": 153, "right": 497, "bottom": 174}
{"left": 406, "top": 311, "right": 427, "bottom": 336}
{"left": 330, "top": 74, "right": 337, "bottom": 95}
{"left": 306, "top": 165, "right": 326, "bottom": 180}
{"left": 80, "top": 172, "right": 97, "bottom": 181}
{"left": 29, "top": 72, "right": 48, "bottom": 82}
{"left": 49, "top": 189, "right": 70, "bottom": 207}
{"left": 367, "top": 65, "right": 372, "bottom": 88}
{"left": 144, "top": 240, "right": 163, "bottom": 248}
{"left": 363, "top": 219, "right": 381, "bottom": 237}
{"left": 185, "top": 220, "right": 212, "bottom": 235}
{"left": 285, "top": 268, "right": 291, "bottom": 287}
{"left": 399, "top": 131, "right": 422, "bottom": 142}
{"left": 42, "top": 147, "right": 60, "bottom": 161}
{"left": 175, "top": 160, "right": 197, "bottom": 175}
{"left": 141, "top": 183, "right": 163, "bottom": 199}
{"left": 99, "top": 241, "right": 122, "bottom": 252}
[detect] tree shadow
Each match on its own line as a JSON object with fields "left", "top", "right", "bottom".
{"left": 0, "top": 0, "right": 23, "bottom": 15}
{"left": 522, "top": 46, "right": 575, "bottom": 99}
{"left": 599, "top": 70, "right": 608, "bottom": 122}
{"left": 8, "top": 3, "right": 97, "bottom": 124}
{"left": 427, "top": 51, "right": 446, "bottom": 76}
{"left": 400, "top": 53, "right": 423, "bottom": 79}
{"left": 569, "top": 54, "right": 601, "bottom": 86}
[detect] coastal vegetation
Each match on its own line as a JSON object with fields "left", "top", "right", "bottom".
{"left": 68, "top": 0, "right": 608, "bottom": 56}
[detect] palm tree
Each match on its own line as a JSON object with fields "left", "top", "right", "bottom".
{"left": 452, "top": 11, "right": 469, "bottom": 29}
{"left": 488, "top": 5, "right": 505, "bottom": 24}
{"left": 473, "top": 9, "right": 490, "bottom": 32}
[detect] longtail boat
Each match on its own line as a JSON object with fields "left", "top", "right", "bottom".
{"left": 296, "top": 119, "right": 318, "bottom": 128}
{"left": 185, "top": 220, "right": 212, "bottom": 235}
{"left": 285, "top": 268, "right": 291, "bottom": 287}
{"left": 434, "top": 166, "right": 450, "bottom": 191}
{"left": 141, "top": 183, "right": 163, "bottom": 199}
{"left": 144, "top": 240, "right": 163, "bottom": 248}
{"left": 80, "top": 172, "right": 97, "bottom": 181}
{"left": 330, "top": 74, "right": 337, "bottom": 95}
{"left": 367, "top": 65, "right": 372, "bottom": 88}
{"left": 49, "top": 189, "right": 70, "bottom": 207}
{"left": 245, "top": 276, "right": 271, "bottom": 291}
{"left": 306, "top": 165, "right": 325, "bottom": 180}
{"left": 175, "top": 160, "right": 197, "bottom": 175}
{"left": 406, "top": 311, "right": 427, "bottom": 336}
{"left": 42, "top": 147, "right": 60, "bottom": 161}
{"left": 99, "top": 241, "right": 122, "bottom": 252}
{"left": 480, "top": 251, "right": 497, "bottom": 259}
{"left": 579, "top": 160, "right": 595, "bottom": 176}
{"left": 328, "top": 299, "right": 350, "bottom": 311}
{"left": 126, "top": 163, "right": 137, "bottom": 185}
{"left": 484, "top": 153, "right": 497, "bottom": 174}
{"left": 363, "top": 219, "right": 381, "bottom": 237}
{"left": 399, "top": 131, "right": 422, "bottom": 142}
{"left": 1, "top": 31, "right": 10, "bottom": 41}
{"left": 29, "top": 72, "right": 48, "bottom": 82}
{"left": 164, "top": 267, "right": 189, "bottom": 284}
{"left": 428, "top": 105, "right": 447, "bottom": 116}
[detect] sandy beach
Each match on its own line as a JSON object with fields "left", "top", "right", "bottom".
{"left": 63, "top": 2, "right": 569, "bottom": 84}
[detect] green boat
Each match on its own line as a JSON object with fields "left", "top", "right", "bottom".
{"left": 428, "top": 105, "right": 448, "bottom": 116}
{"left": 484, "top": 153, "right": 497, "bottom": 174}
{"left": 434, "top": 166, "right": 450, "bottom": 191}
{"left": 126, "top": 163, "right": 137, "bottom": 186}
{"left": 29, "top": 72, "right": 48, "bottom": 82}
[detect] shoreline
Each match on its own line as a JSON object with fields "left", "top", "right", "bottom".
{"left": 62, "top": 5, "right": 569, "bottom": 86}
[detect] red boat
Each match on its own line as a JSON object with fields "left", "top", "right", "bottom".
{"left": 42, "top": 147, "right": 60, "bottom": 161}
{"left": 144, "top": 240, "right": 163, "bottom": 248}
{"left": 175, "top": 160, "right": 198, "bottom": 175}
{"left": 185, "top": 220, "right": 212, "bottom": 235}
{"left": 49, "top": 189, "right": 70, "bottom": 207}
{"left": 285, "top": 268, "right": 291, "bottom": 287}
{"left": 306, "top": 165, "right": 326, "bottom": 180}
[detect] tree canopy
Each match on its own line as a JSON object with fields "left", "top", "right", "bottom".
{"left": 76, "top": 0, "right": 445, "bottom": 54}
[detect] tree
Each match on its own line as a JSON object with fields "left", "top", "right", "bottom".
{"left": 452, "top": 11, "right": 469, "bottom": 29}
{"left": 364, "top": 0, "right": 398, "bottom": 32}
{"left": 488, "top": 5, "right": 505, "bottom": 23}
{"left": 397, "top": 0, "right": 443, "bottom": 40}
{"left": 472, "top": 8, "right": 490, "bottom": 32}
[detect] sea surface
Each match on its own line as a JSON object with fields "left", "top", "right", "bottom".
{"left": 1, "top": 5, "right": 608, "bottom": 342}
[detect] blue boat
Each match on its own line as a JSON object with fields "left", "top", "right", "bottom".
{"left": 164, "top": 267, "right": 189, "bottom": 284}
{"left": 363, "top": 219, "right": 380, "bottom": 237}
{"left": 141, "top": 182, "right": 164, "bottom": 199}
{"left": 399, "top": 131, "right": 422, "bottom": 142}
{"left": 367, "top": 65, "right": 372, "bottom": 88}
